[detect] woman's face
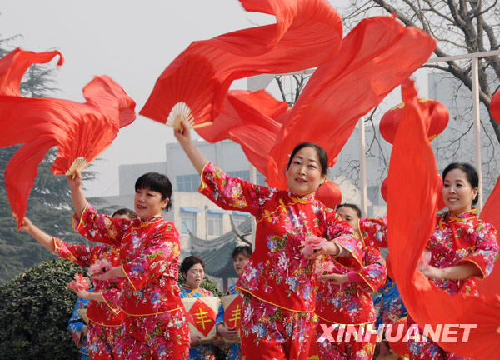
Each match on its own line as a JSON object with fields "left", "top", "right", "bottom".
{"left": 442, "top": 168, "right": 477, "bottom": 216}
{"left": 337, "top": 206, "right": 360, "bottom": 232}
{"left": 286, "top": 147, "right": 326, "bottom": 196}
{"left": 185, "top": 263, "right": 204, "bottom": 289}
{"left": 134, "top": 187, "right": 169, "bottom": 219}
{"left": 233, "top": 254, "right": 250, "bottom": 276}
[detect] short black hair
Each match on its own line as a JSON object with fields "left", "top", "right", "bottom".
{"left": 286, "top": 142, "right": 328, "bottom": 176}
{"left": 180, "top": 256, "right": 204, "bottom": 275}
{"left": 112, "top": 208, "right": 137, "bottom": 219}
{"left": 232, "top": 246, "right": 252, "bottom": 260}
{"left": 442, "top": 162, "right": 478, "bottom": 205}
{"left": 336, "top": 203, "right": 362, "bottom": 219}
{"left": 135, "top": 172, "right": 173, "bottom": 211}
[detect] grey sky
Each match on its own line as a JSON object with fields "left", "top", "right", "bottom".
{"left": 1, "top": 0, "right": 277, "bottom": 196}
{"left": 3, "top": 0, "right": 425, "bottom": 198}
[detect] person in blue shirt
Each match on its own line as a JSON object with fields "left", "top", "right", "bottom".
{"left": 224, "top": 246, "right": 252, "bottom": 360}
{"left": 68, "top": 296, "right": 90, "bottom": 360}
{"left": 179, "top": 256, "right": 226, "bottom": 360}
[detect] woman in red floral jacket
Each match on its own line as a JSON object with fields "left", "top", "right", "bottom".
{"left": 18, "top": 208, "right": 135, "bottom": 360}
{"left": 67, "top": 170, "right": 190, "bottom": 360}
{"left": 312, "top": 203, "right": 387, "bottom": 360}
{"left": 175, "top": 122, "right": 361, "bottom": 360}
{"left": 408, "top": 162, "right": 498, "bottom": 360}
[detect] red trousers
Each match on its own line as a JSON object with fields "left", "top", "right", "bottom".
{"left": 240, "top": 295, "right": 315, "bottom": 360}
{"left": 88, "top": 322, "right": 122, "bottom": 360}
{"left": 313, "top": 321, "right": 376, "bottom": 360}
{"left": 116, "top": 308, "right": 190, "bottom": 360}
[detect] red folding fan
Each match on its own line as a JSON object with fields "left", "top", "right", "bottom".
{"left": 140, "top": 0, "right": 343, "bottom": 132}
{"left": 141, "top": 52, "right": 219, "bottom": 132}
{"left": 266, "top": 16, "right": 436, "bottom": 190}
{"left": 0, "top": 48, "right": 136, "bottom": 228}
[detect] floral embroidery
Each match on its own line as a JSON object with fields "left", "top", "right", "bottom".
{"left": 427, "top": 210, "right": 498, "bottom": 295}
{"left": 199, "top": 162, "right": 360, "bottom": 312}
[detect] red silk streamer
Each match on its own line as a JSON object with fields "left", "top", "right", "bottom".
{"left": 140, "top": 2, "right": 434, "bottom": 207}
{"left": 0, "top": 48, "right": 136, "bottom": 229}
{"left": 266, "top": 16, "right": 436, "bottom": 189}
{"left": 381, "top": 174, "right": 446, "bottom": 210}
{"left": 387, "top": 79, "right": 500, "bottom": 360}
{"left": 0, "top": 48, "right": 64, "bottom": 97}
{"left": 478, "top": 176, "right": 500, "bottom": 298}
{"left": 379, "top": 97, "right": 448, "bottom": 209}
{"left": 491, "top": 91, "right": 500, "bottom": 124}
{"left": 197, "top": 89, "right": 288, "bottom": 177}
{"left": 141, "top": 0, "right": 343, "bottom": 127}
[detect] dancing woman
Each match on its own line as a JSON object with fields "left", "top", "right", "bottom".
{"left": 67, "top": 171, "right": 190, "bottom": 360}
{"left": 175, "top": 122, "right": 361, "bottom": 360}
{"left": 409, "top": 162, "right": 498, "bottom": 360}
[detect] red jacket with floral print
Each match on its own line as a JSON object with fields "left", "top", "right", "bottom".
{"left": 359, "top": 218, "right": 387, "bottom": 248}
{"left": 54, "top": 239, "right": 125, "bottom": 326}
{"left": 75, "top": 204, "right": 183, "bottom": 316}
{"left": 426, "top": 209, "right": 498, "bottom": 295}
{"left": 199, "top": 162, "right": 361, "bottom": 312}
{"left": 315, "top": 241, "right": 386, "bottom": 324}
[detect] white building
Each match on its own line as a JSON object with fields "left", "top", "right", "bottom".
{"left": 92, "top": 140, "right": 259, "bottom": 252}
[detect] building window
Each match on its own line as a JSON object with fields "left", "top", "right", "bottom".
{"left": 257, "top": 173, "right": 266, "bottom": 186}
{"left": 177, "top": 174, "right": 200, "bottom": 192}
{"left": 207, "top": 213, "right": 223, "bottom": 236}
{"left": 227, "top": 170, "right": 250, "bottom": 182}
{"left": 232, "top": 213, "right": 250, "bottom": 228}
{"left": 181, "top": 211, "right": 197, "bottom": 234}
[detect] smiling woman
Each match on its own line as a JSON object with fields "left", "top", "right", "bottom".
{"left": 134, "top": 172, "right": 172, "bottom": 218}
{"left": 408, "top": 162, "right": 498, "bottom": 359}
{"left": 174, "top": 121, "right": 360, "bottom": 360}
{"left": 66, "top": 169, "right": 190, "bottom": 359}
{"left": 285, "top": 142, "right": 328, "bottom": 196}
{"left": 179, "top": 256, "right": 225, "bottom": 359}
{"left": 441, "top": 162, "right": 478, "bottom": 216}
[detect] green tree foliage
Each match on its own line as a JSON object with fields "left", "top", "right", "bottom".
{"left": 0, "top": 258, "right": 82, "bottom": 360}
{"left": 0, "top": 147, "right": 96, "bottom": 283}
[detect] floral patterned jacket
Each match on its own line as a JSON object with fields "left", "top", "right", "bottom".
{"left": 315, "top": 242, "right": 386, "bottom": 324}
{"left": 54, "top": 239, "right": 125, "bottom": 326}
{"left": 75, "top": 203, "right": 183, "bottom": 315}
{"left": 360, "top": 217, "right": 397, "bottom": 279}
{"left": 359, "top": 218, "right": 387, "bottom": 248}
{"left": 199, "top": 162, "right": 361, "bottom": 312}
{"left": 426, "top": 209, "right": 498, "bottom": 295}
